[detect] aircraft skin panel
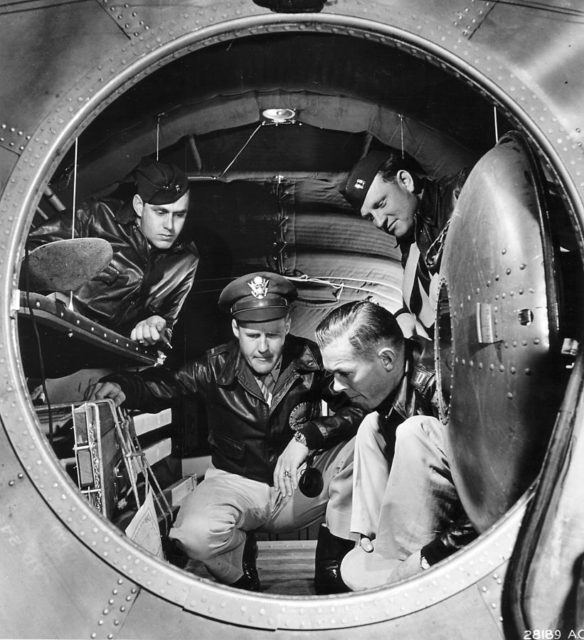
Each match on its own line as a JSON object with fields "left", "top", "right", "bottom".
{"left": 0, "top": 3, "right": 124, "bottom": 139}
{"left": 0, "top": 150, "right": 17, "bottom": 201}
{"left": 119, "top": 581, "right": 506, "bottom": 640}
{"left": 0, "top": 1, "right": 583, "bottom": 638}
{"left": 471, "top": 4, "right": 584, "bottom": 134}
{"left": 503, "top": 354, "right": 584, "bottom": 634}
{"left": 0, "top": 420, "right": 143, "bottom": 638}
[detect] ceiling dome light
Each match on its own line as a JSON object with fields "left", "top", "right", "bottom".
{"left": 261, "top": 108, "right": 297, "bottom": 124}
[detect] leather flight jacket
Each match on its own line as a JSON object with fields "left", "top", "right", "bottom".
{"left": 27, "top": 198, "right": 199, "bottom": 337}
{"left": 375, "top": 336, "right": 438, "bottom": 460}
{"left": 105, "top": 335, "right": 365, "bottom": 484}
{"left": 400, "top": 169, "right": 470, "bottom": 276}
{"left": 394, "top": 170, "right": 470, "bottom": 329}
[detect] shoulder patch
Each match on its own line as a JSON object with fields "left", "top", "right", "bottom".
{"left": 411, "top": 367, "right": 436, "bottom": 398}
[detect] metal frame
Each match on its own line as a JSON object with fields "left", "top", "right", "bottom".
{"left": 0, "top": 2, "right": 582, "bottom": 635}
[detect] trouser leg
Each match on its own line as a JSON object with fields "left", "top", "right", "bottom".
{"left": 263, "top": 437, "right": 355, "bottom": 538}
{"left": 350, "top": 412, "right": 390, "bottom": 539}
{"left": 168, "top": 465, "right": 270, "bottom": 584}
{"left": 341, "top": 416, "right": 461, "bottom": 590}
{"left": 263, "top": 438, "right": 356, "bottom": 595}
{"left": 374, "top": 415, "right": 459, "bottom": 560}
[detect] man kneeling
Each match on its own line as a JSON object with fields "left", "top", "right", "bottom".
{"left": 86, "top": 272, "right": 364, "bottom": 592}
{"left": 315, "top": 301, "right": 476, "bottom": 589}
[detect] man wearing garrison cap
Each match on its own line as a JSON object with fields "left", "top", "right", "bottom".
{"left": 28, "top": 159, "right": 198, "bottom": 345}
{"left": 344, "top": 149, "right": 469, "bottom": 337}
{"left": 87, "top": 271, "right": 365, "bottom": 593}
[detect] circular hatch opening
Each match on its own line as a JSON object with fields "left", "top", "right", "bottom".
{"left": 4, "top": 6, "right": 583, "bottom": 633}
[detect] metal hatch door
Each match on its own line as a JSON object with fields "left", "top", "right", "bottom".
{"left": 436, "top": 131, "right": 564, "bottom": 534}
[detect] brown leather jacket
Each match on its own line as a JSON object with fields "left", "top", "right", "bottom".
{"left": 105, "top": 334, "right": 365, "bottom": 484}
{"left": 27, "top": 198, "right": 199, "bottom": 337}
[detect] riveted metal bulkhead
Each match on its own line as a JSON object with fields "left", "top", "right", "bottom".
{"left": 440, "top": 131, "right": 563, "bottom": 533}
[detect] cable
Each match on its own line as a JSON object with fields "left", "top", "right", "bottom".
{"left": 287, "top": 274, "right": 401, "bottom": 304}
{"left": 0, "top": 0, "right": 92, "bottom": 16}
{"left": 69, "top": 137, "right": 79, "bottom": 310}
{"left": 219, "top": 122, "right": 265, "bottom": 177}
{"left": 483, "top": 0, "right": 584, "bottom": 18}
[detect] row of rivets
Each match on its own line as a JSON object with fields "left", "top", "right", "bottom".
{"left": 0, "top": 122, "right": 31, "bottom": 154}
{"left": 478, "top": 568, "right": 506, "bottom": 627}
{"left": 6, "top": 471, "right": 25, "bottom": 487}
{"left": 89, "top": 576, "right": 137, "bottom": 638}
{"left": 96, "top": 0, "right": 150, "bottom": 38}
{"left": 453, "top": 0, "right": 494, "bottom": 40}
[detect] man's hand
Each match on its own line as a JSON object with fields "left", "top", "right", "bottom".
{"left": 131, "top": 315, "right": 167, "bottom": 345}
{"left": 84, "top": 381, "right": 126, "bottom": 407}
{"left": 359, "top": 535, "right": 374, "bottom": 553}
{"left": 273, "top": 438, "right": 310, "bottom": 497}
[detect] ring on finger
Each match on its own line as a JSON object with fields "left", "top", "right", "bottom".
{"left": 283, "top": 470, "right": 291, "bottom": 477}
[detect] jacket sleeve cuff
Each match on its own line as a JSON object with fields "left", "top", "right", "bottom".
{"left": 299, "top": 422, "right": 325, "bottom": 450}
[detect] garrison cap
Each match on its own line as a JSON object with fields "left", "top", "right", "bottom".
{"left": 134, "top": 161, "right": 189, "bottom": 205}
{"left": 343, "top": 150, "right": 389, "bottom": 210}
{"left": 219, "top": 271, "right": 297, "bottom": 323}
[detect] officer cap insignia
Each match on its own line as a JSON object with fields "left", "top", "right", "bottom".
{"left": 343, "top": 150, "right": 390, "bottom": 210}
{"left": 248, "top": 276, "right": 270, "bottom": 299}
{"left": 218, "top": 271, "right": 298, "bottom": 323}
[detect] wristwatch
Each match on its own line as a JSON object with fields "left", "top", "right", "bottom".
{"left": 294, "top": 430, "right": 308, "bottom": 447}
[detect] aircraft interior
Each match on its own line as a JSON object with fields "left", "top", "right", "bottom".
{"left": 20, "top": 19, "right": 583, "bottom": 597}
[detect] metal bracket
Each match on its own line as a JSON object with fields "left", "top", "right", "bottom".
{"left": 476, "top": 302, "right": 501, "bottom": 344}
{"left": 95, "top": 0, "right": 151, "bottom": 39}
{"left": 90, "top": 577, "right": 140, "bottom": 639}
{"left": 0, "top": 122, "right": 31, "bottom": 156}
{"left": 453, "top": 0, "right": 496, "bottom": 40}
{"left": 10, "top": 289, "right": 20, "bottom": 317}
{"left": 476, "top": 570, "right": 505, "bottom": 636}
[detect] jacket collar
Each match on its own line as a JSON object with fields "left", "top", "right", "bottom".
{"left": 115, "top": 199, "right": 137, "bottom": 225}
{"left": 216, "top": 335, "right": 320, "bottom": 388}
{"left": 415, "top": 177, "right": 440, "bottom": 228}
{"left": 377, "top": 337, "right": 431, "bottom": 421}
{"left": 395, "top": 178, "right": 438, "bottom": 252}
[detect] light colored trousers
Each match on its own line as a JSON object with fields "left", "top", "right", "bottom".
{"left": 350, "top": 413, "right": 460, "bottom": 560}
{"left": 169, "top": 438, "right": 355, "bottom": 584}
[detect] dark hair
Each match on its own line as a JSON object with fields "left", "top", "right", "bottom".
{"left": 378, "top": 150, "right": 425, "bottom": 193}
{"left": 315, "top": 301, "right": 404, "bottom": 358}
